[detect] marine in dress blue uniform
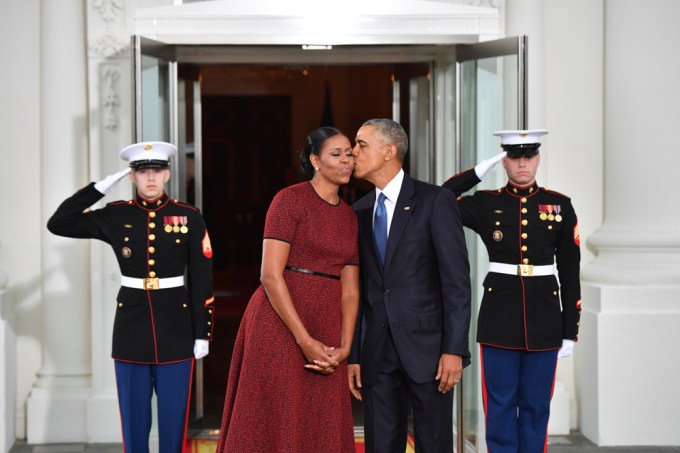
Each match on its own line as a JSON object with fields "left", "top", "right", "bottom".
{"left": 47, "top": 142, "right": 214, "bottom": 453}
{"left": 443, "top": 130, "right": 581, "bottom": 453}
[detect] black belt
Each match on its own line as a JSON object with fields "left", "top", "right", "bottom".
{"left": 285, "top": 266, "right": 341, "bottom": 280}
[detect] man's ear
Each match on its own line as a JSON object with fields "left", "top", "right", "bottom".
{"left": 128, "top": 171, "right": 135, "bottom": 182}
{"left": 163, "top": 169, "right": 171, "bottom": 183}
{"left": 383, "top": 144, "right": 397, "bottom": 162}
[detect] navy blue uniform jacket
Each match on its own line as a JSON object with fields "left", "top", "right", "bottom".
{"left": 443, "top": 169, "right": 581, "bottom": 350}
{"left": 47, "top": 183, "right": 214, "bottom": 364}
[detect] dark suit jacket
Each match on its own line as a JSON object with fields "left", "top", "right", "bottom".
{"left": 349, "top": 173, "right": 471, "bottom": 385}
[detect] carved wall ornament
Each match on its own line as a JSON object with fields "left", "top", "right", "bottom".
{"left": 90, "top": 34, "right": 129, "bottom": 58}
{"left": 92, "top": 0, "right": 124, "bottom": 23}
{"left": 102, "top": 68, "right": 121, "bottom": 131}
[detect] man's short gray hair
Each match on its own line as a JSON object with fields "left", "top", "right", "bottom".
{"left": 362, "top": 118, "right": 409, "bottom": 162}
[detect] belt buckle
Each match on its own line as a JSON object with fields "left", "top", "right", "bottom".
{"left": 517, "top": 264, "right": 534, "bottom": 277}
{"left": 143, "top": 277, "right": 159, "bottom": 290}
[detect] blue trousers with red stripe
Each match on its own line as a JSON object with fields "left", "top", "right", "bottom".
{"left": 115, "top": 359, "right": 194, "bottom": 453}
{"left": 481, "top": 345, "right": 559, "bottom": 453}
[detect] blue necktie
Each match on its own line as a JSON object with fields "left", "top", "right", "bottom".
{"left": 374, "top": 193, "right": 388, "bottom": 266}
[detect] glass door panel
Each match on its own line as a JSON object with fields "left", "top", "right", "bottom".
{"left": 132, "top": 35, "right": 179, "bottom": 197}
{"left": 133, "top": 36, "right": 209, "bottom": 426}
{"left": 455, "top": 35, "right": 527, "bottom": 452}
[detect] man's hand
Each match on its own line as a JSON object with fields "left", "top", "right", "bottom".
{"left": 435, "top": 354, "right": 462, "bottom": 393}
{"left": 348, "top": 364, "right": 363, "bottom": 401}
{"left": 474, "top": 151, "right": 507, "bottom": 180}
{"left": 193, "top": 339, "right": 209, "bottom": 359}
{"left": 94, "top": 167, "right": 132, "bottom": 195}
{"left": 558, "top": 339, "right": 575, "bottom": 358}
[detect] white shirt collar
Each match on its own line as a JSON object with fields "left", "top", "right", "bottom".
{"left": 376, "top": 169, "right": 404, "bottom": 205}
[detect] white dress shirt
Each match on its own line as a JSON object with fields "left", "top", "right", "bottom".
{"left": 373, "top": 169, "right": 404, "bottom": 236}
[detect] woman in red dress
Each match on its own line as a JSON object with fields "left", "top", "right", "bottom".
{"left": 216, "top": 127, "right": 359, "bottom": 452}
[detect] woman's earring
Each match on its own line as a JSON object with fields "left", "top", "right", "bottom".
{"left": 314, "top": 167, "right": 319, "bottom": 171}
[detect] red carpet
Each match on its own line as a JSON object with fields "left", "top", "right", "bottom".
{"left": 186, "top": 435, "right": 416, "bottom": 452}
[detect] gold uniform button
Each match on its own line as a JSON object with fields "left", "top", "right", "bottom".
{"left": 487, "top": 287, "right": 493, "bottom": 292}
{"left": 209, "top": 309, "right": 213, "bottom": 314}
{"left": 521, "top": 197, "right": 527, "bottom": 203}
{"left": 124, "top": 237, "right": 129, "bottom": 242}
{"left": 522, "top": 208, "right": 528, "bottom": 214}
{"left": 523, "top": 258, "right": 529, "bottom": 264}
{"left": 148, "top": 259, "right": 155, "bottom": 266}
{"left": 118, "top": 303, "right": 123, "bottom": 308}
{"left": 182, "top": 304, "right": 188, "bottom": 308}
{"left": 521, "top": 245, "right": 528, "bottom": 252}
{"left": 149, "top": 271, "right": 156, "bottom": 278}
{"left": 522, "top": 233, "right": 528, "bottom": 239}
{"left": 548, "top": 225, "right": 553, "bottom": 230}
{"left": 208, "top": 321, "right": 212, "bottom": 325}
{"left": 149, "top": 222, "right": 156, "bottom": 229}
{"left": 522, "top": 219, "right": 528, "bottom": 226}
{"left": 149, "top": 212, "right": 156, "bottom": 218}
{"left": 176, "top": 239, "right": 181, "bottom": 244}
{"left": 149, "top": 246, "right": 155, "bottom": 253}
{"left": 207, "top": 332, "right": 211, "bottom": 337}
{"left": 554, "top": 291, "right": 558, "bottom": 296}
{"left": 149, "top": 234, "right": 156, "bottom": 240}
{"left": 495, "top": 221, "right": 501, "bottom": 226}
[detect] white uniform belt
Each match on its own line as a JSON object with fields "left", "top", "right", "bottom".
{"left": 488, "top": 262, "right": 555, "bottom": 277}
{"left": 120, "top": 275, "right": 185, "bottom": 290}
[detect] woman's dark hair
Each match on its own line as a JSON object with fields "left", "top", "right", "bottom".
{"left": 299, "top": 127, "right": 346, "bottom": 177}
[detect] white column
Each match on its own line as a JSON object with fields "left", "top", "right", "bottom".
{"left": 28, "top": 0, "right": 91, "bottom": 443}
{"left": 0, "top": 270, "right": 16, "bottom": 453}
{"left": 578, "top": 0, "right": 680, "bottom": 446}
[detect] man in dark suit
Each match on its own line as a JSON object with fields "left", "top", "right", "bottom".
{"left": 348, "top": 119, "right": 471, "bottom": 453}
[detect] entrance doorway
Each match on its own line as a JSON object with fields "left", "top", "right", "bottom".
{"left": 189, "top": 62, "right": 428, "bottom": 429}
{"left": 134, "top": 36, "right": 527, "bottom": 450}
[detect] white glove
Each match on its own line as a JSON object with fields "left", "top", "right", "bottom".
{"left": 194, "top": 339, "right": 210, "bottom": 359}
{"left": 474, "top": 151, "right": 507, "bottom": 180}
{"left": 94, "top": 167, "right": 132, "bottom": 195}
{"left": 557, "top": 339, "right": 575, "bottom": 358}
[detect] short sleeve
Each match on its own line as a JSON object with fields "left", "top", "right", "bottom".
{"left": 263, "top": 187, "right": 300, "bottom": 244}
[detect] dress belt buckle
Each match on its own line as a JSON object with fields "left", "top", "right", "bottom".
{"left": 517, "top": 264, "right": 534, "bottom": 277}
{"left": 143, "top": 277, "right": 159, "bottom": 290}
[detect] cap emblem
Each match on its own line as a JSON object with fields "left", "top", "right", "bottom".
{"left": 144, "top": 144, "right": 153, "bottom": 151}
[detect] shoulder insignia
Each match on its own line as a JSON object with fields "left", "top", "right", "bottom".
{"left": 543, "top": 188, "right": 572, "bottom": 200}
{"left": 477, "top": 189, "right": 503, "bottom": 196}
{"left": 171, "top": 199, "right": 199, "bottom": 211}
{"left": 107, "top": 200, "right": 130, "bottom": 206}
{"left": 202, "top": 230, "right": 213, "bottom": 258}
{"left": 574, "top": 222, "right": 581, "bottom": 246}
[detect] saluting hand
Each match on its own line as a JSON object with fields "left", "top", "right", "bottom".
{"left": 474, "top": 151, "right": 507, "bottom": 180}
{"left": 94, "top": 167, "right": 132, "bottom": 195}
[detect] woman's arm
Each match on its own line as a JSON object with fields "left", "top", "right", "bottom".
{"left": 260, "top": 238, "right": 337, "bottom": 373}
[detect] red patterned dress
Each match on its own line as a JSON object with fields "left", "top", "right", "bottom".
{"left": 217, "top": 182, "right": 359, "bottom": 453}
